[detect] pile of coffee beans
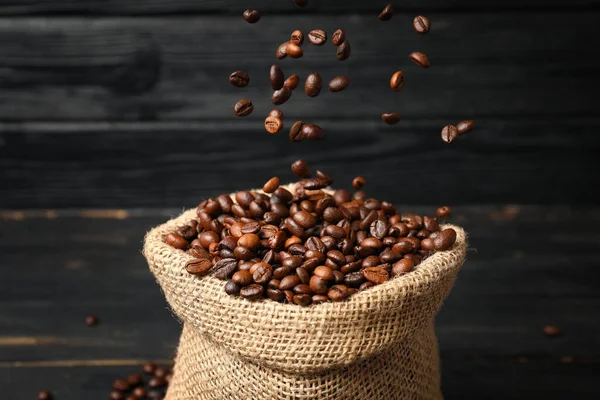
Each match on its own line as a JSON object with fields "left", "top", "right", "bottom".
{"left": 166, "top": 161, "right": 457, "bottom": 306}
{"left": 108, "top": 362, "right": 172, "bottom": 400}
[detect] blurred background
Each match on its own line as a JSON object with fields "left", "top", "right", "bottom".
{"left": 1, "top": 0, "right": 599, "bottom": 399}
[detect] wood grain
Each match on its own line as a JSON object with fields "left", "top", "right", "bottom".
{"left": 0, "top": 13, "right": 597, "bottom": 120}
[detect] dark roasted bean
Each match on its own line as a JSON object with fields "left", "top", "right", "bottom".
{"left": 273, "top": 266, "right": 293, "bottom": 280}
{"left": 437, "top": 206, "right": 451, "bottom": 218}
{"left": 325, "top": 225, "right": 346, "bottom": 239}
{"left": 213, "top": 258, "right": 238, "bottom": 279}
{"left": 390, "top": 71, "right": 405, "bottom": 91}
{"left": 360, "top": 210, "right": 378, "bottom": 230}
{"left": 381, "top": 112, "right": 401, "bottom": 125}
{"left": 263, "top": 177, "right": 280, "bottom": 194}
{"left": 272, "top": 87, "right": 292, "bottom": 105}
{"left": 286, "top": 42, "right": 303, "bottom": 58}
{"left": 277, "top": 42, "right": 288, "bottom": 59}
{"left": 441, "top": 124, "right": 459, "bottom": 144}
{"left": 113, "top": 379, "right": 130, "bottom": 392}
{"left": 240, "top": 284, "right": 264, "bottom": 300}
{"left": 413, "top": 16, "right": 431, "bottom": 33}
{"left": 421, "top": 238, "right": 435, "bottom": 251}
{"left": 312, "top": 294, "right": 329, "bottom": 304}
{"left": 305, "top": 73, "right": 322, "bottom": 97}
{"left": 232, "top": 270, "right": 253, "bottom": 286}
{"left": 327, "top": 250, "right": 346, "bottom": 265}
{"left": 308, "top": 29, "right": 327, "bottom": 45}
{"left": 293, "top": 210, "right": 317, "bottom": 228}
{"left": 165, "top": 233, "right": 188, "bottom": 249}
{"left": 323, "top": 207, "right": 344, "bottom": 223}
{"left": 284, "top": 74, "right": 300, "bottom": 91}
{"left": 344, "top": 271, "right": 365, "bottom": 288}
{"left": 296, "top": 267, "right": 310, "bottom": 284}
{"left": 267, "top": 288, "right": 285, "bottom": 302}
{"left": 309, "top": 275, "right": 329, "bottom": 294}
{"left": 334, "top": 189, "right": 352, "bottom": 205}
{"left": 423, "top": 216, "right": 439, "bottom": 232}
{"left": 379, "top": 4, "right": 393, "bottom": 20}
{"left": 290, "top": 30, "right": 304, "bottom": 45}
{"left": 433, "top": 228, "right": 457, "bottom": 251}
{"left": 280, "top": 275, "right": 301, "bottom": 290}
{"left": 294, "top": 294, "right": 312, "bottom": 306}
{"left": 337, "top": 40, "right": 351, "bottom": 60}
{"left": 409, "top": 52, "right": 430, "bottom": 68}
{"left": 243, "top": 9, "right": 260, "bottom": 23}
{"left": 392, "top": 258, "right": 414, "bottom": 276}
{"left": 185, "top": 258, "right": 213, "bottom": 276}
{"left": 270, "top": 65, "right": 284, "bottom": 90}
{"left": 457, "top": 120, "right": 474, "bottom": 135}
{"left": 234, "top": 99, "right": 254, "bottom": 117}
{"left": 238, "top": 233, "right": 260, "bottom": 251}
{"left": 328, "top": 76, "right": 350, "bottom": 92}
{"left": 328, "top": 285, "right": 350, "bottom": 301}
{"left": 289, "top": 121, "right": 305, "bottom": 142}
{"left": 362, "top": 255, "right": 381, "bottom": 269}
{"left": 284, "top": 289, "right": 295, "bottom": 303}
{"left": 380, "top": 249, "right": 402, "bottom": 263}
{"left": 363, "top": 266, "right": 390, "bottom": 284}
{"left": 293, "top": 283, "right": 313, "bottom": 295}
{"left": 253, "top": 263, "right": 273, "bottom": 284}
{"left": 229, "top": 71, "right": 249, "bottom": 88}
{"left": 332, "top": 29, "right": 345, "bottom": 46}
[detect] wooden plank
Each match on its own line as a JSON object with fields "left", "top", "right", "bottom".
{"left": 1, "top": 118, "right": 599, "bottom": 208}
{"left": 0, "top": 13, "right": 598, "bottom": 120}
{"left": 0, "top": 0, "right": 597, "bottom": 15}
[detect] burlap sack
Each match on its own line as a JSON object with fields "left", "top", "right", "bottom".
{"left": 143, "top": 196, "right": 467, "bottom": 400}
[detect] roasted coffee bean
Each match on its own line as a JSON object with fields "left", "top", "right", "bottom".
{"left": 133, "top": 387, "right": 147, "bottom": 398}
{"left": 264, "top": 116, "right": 283, "bottom": 135}
{"left": 380, "top": 249, "right": 402, "bottom": 263}
{"left": 149, "top": 377, "right": 166, "bottom": 388}
{"left": 272, "top": 87, "right": 292, "bottom": 105}
{"left": 305, "top": 73, "right": 322, "bottom": 97}
{"left": 315, "top": 170, "right": 333, "bottom": 185}
{"left": 352, "top": 176, "right": 365, "bottom": 190}
{"left": 286, "top": 42, "right": 303, "bottom": 58}
{"left": 332, "top": 29, "right": 345, "bottom": 46}
{"left": 323, "top": 207, "right": 344, "bottom": 223}
{"left": 441, "top": 124, "right": 458, "bottom": 144}
{"left": 127, "top": 373, "right": 143, "bottom": 386}
{"left": 243, "top": 9, "right": 260, "bottom": 23}
{"left": 543, "top": 324, "right": 561, "bottom": 337}
{"left": 457, "top": 120, "right": 474, "bottom": 135}
{"left": 382, "top": 112, "right": 400, "bottom": 125}
{"left": 293, "top": 210, "right": 317, "bottom": 228}
{"left": 379, "top": 4, "right": 393, "bottom": 20}
{"left": 199, "top": 231, "right": 220, "bottom": 249}
{"left": 312, "top": 265, "right": 333, "bottom": 281}
{"left": 328, "top": 285, "right": 350, "bottom": 301}
{"left": 216, "top": 194, "right": 234, "bottom": 213}
{"left": 276, "top": 42, "right": 288, "bottom": 59}
{"left": 270, "top": 65, "right": 284, "bottom": 90}
{"left": 240, "top": 284, "right": 264, "bottom": 300}
{"left": 383, "top": 237, "right": 397, "bottom": 247}
{"left": 437, "top": 206, "right": 451, "bottom": 218}
{"left": 421, "top": 238, "right": 435, "bottom": 251}
{"left": 113, "top": 379, "right": 130, "bottom": 391}
{"left": 285, "top": 235, "right": 302, "bottom": 248}
{"left": 109, "top": 391, "right": 124, "bottom": 400}
{"left": 38, "top": 391, "right": 52, "bottom": 400}
{"left": 305, "top": 236, "right": 327, "bottom": 253}
{"left": 328, "top": 76, "right": 349, "bottom": 92}
{"left": 360, "top": 210, "right": 378, "bottom": 231}
{"left": 327, "top": 250, "right": 346, "bottom": 265}
{"left": 370, "top": 220, "right": 390, "bottom": 239}
{"left": 238, "top": 233, "right": 260, "bottom": 250}
{"left": 213, "top": 258, "right": 238, "bottom": 279}
{"left": 185, "top": 258, "right": 213, "bottom": 276}
{"left": 290, "top": 159, "right": 311, "bottom": 179}
{"left": 293, "top": 0, "right": 308, "bottom": 6}
{"left": 279, "top": 275, "right": 301, "bottom": 290}
{"left": 359, "top": 281, "right": 376, "bottom": 291}
{"left": 290, "top": 30, "right": 304, "bottom": 45}
{"left": 253, "top": 263, "right": 273, "bottom": 284}
{"left": 344, "top": 271, "right": 365, "bottom": 288}
{"left": 84, "top": 315, "right": 98, "bottom": 327}
{"left": 293, "top": 283, "right": 313, "bottom": 295}
{"left": 154, "top": 367, "right": 167, "bottom": 379}
{"left": 423, "top": 216, "right": 439, "bottom": 232}
{"left": 390, "top": 71, "right": 405, "bottom": 91}
{"left": 294, "top": 294, "right": 312, "bottom": 306}
{"left": 409, "top": 52, "right": 430, "bottom": 68}
{"left": 262, "top": 177, "right": 280, "bottom": 194}
{"left": 229, "top": 71, "right": 249, "bottom": 88}
{"left": 289, "top": 121, "right": 305, "bottom": 142}
{"left": 223, "top": 280, "right": 240, "bottom": 297}
{"left": 165, "top": 233, "right": 187, "bottom": 249}
{"left": 323, "top": 225, "right": 345, "bottom": 239}
{"left": 234, "top": 99, "right": 254, "bottom": 117}
{"left": 363, "top": 266, "right": 390, "bottom": 284}
{"left": 288, "top": 243, "right": 307, "bottom": 256}
{"left": 267, "top": 288, "right": 285, "bottom": 302}
{"left": 308, "top": 29, "right": 327, "bottom": 45}
{"left": 360, "top": 255, "right": 379, "bottom": 269}
{"left": 231, "top": 270, "right": 253, "bottom": 286}
{"left": 392, "top": 258, "right": 414, "bottom": 276}
{"left": 432, "top": 228, "right": 457, "bottom": 251}
{"left": 309, "top": 275, "right": 329, "bottom": 294}
{"left": 413, "top": 16, "right": 431, "bottom": 33}
{"left": 337, "top": 40, "right": 351, "bottom": 60}
{"left": 296, "top": 266, "right": 310, "bottom": 284}
{"left": 143, "top": 362, "right": 157, "bottom": 374}
{"left": 302, "top": 124, "right": 325, "bottom": 140}
{"left": 284, "top": 218, "right": 305, "bottom": 237}
{"left": 177, "top": 224, "right": 197, "bottom": 241}
{"left": 416, "top": 229, "right": 431, "bottom": 239}
{"left": 331, "top": 270, "right": 344, "bottom": 284}
{"left": 312, "top": 294, "right": 329, "bottom": 304}
{"left": 339, "top": 261, "right": 359, "bottom": 273}
{"left": 284, "top": 74, "right": 300, "bottom": 91}
{"left": 333, "top": 189, "right": 351, "bottom": 205}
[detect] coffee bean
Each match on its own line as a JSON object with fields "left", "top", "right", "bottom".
{"left": 312, "top": 294, "right": 329, "bottom": 304}
{"left": 199, "top": 231, "right": 220, "bottom": 249}
{"left": 291, "top": 159, "right": 311, "bottom": 178}
{"left": 284, "top": 74, "right": 300, "bottom": 91}
{"left": 84, "top": 314, "right": 98, "bottom": 327}
{"left": 457, "top": 120, "right": 474, "bottom": 135}
{"left": 279, "top": 275, "right": 301, "bottom": 290}
{"left": 213, "top": 258, "right": 238, "bottom": 279}
{"left": 113, "top": 379, "right": 130, "bottom": 391}
{"left": 231, "top": 270, "right": 253, "bottom": 286}
{"left": 133, "top": 387, "right": 147, "bottom": 398}
{"left": 413, "top": 16, "right": 431, "bottom": 33}
{"left": 293, "top": 210, "right": 317, "bottom": 229}
{"left": 154, "top": 367, "right": 167, "bottom": 379}
{"left": 238, "top": 233, "right": 260, "bottom": 250}
{"left": 328, "top": 284, "right": 350, "bottom": 301}
{"left": 296, "top": 267, "right": 310, "bottom": 284}
{"left": 337, "top": 40, "right": 351, "bottom": 60}
{"left": 143, "top": 362, "right": 157, "bottom": 374}
{"left": 392, "top": 258, "right": 414, "bottom": 276}
{"left": 543, "top": 325, "right": 561, "bottom": 337}
{"left": 276, "top": 42, "right": 288, "bottom": 59}
{"left": 185, "top": 258, "right": 212, "bottom": 275}
{"left": 363, "top": 266, "right": 390, "bottom": 284}
{"left": 421, "top": 238, "right": 435, "bottom": 251}
{"left": 332, "top": 29, "right": 345, "bottom": 46}
{"left": 38, "top": 391, "right": 52, "bottom": 400}
{"left": 350, "top": 176, "right": 365, "bottom": 190}
{"left": 272, "top": 87, "right": 292, "bottom": 105}
{"left": 432, "top": 228, "right": 457, "bottom": 251}
{"left": 165, "top": 233, "right": 187, "bottom": 249}
{"left": 370, "top": 220, "right": 389, "bottom": 240}
{"left": 379, "top": 4, "right": 393, "bottom": 20}
{"left": 441, "top": 124, "right": 458, "bottom": 144}
{"left": 308, "top": 275, "right": 328, "bottom": 294}
{"left": 308, "top": 29, "right": 327, "bottom": 45}
{"left": 286, "top": 42, "right": 303, "bottom": 58}
{"left": 234, "top": 99, "right": 254, "bottom": 117}
{"left": 409, "top": 52, "right": 430, "bottom": 68}
{"left": 302, "top": 123, "right": 325, "bottom": 140}
{"left": 290, "top": 30, "right": 304, "bottom": 45}
{"left": 229, "top": 71, "right": 249, "bottom": 88}
{"left": 240, "top": 284, "right": 264, "bottom": 300}
{"left": 390, "top": 71, "right": 405, "bottom": 91}
{"left": 305, "top": 73, "right": 322, "bottom": 97}
{"left": 293, "top": 0, "right": 308, "bottom": 6}
{"left": 437, "top": 206, "right": 451, "bottom": 218}
{"left": 266, "top": 288, "right": 284, "bottom": 302}
{"left": 423, "top": 216, "right": 439, "bottom": 232}
{"left": 109, "top": 391, "right": 124, "bottom": 400}
{"left": 148, "top": 377, "right": 166, "bottom": 388}
{"left": 283, "top": 255, "right": 303, "bottom": 268}
{"left": 127, "top": 373, "right": 143, "bottom": 386}
{"left": 243, "top": 9, "right": 260, "bottom": 23}
{"left": 264, "top": 116, "right": 283, "bottom": 134}
{"left": 381, "top": 112, "right": 400, "bottom": 125}
{"left": 270, "top": 65, "right": 284, "bottom": 90}
{"left": 313, "top": 265, "right": 334, "bottom": 281}
{"left": 253, "top": 263, "right": 273, "bottom": 284}
{"left": 345, "top": 271, "right": 366, "bottom": 288}
{"left": 263, "top": 177, "right": 280, "bottom": 193}
{"left": 328, "top": 76, "right": 349, "bottom": 92}
{"left": 293, "top": 294, "right": 312, "bottom": 306}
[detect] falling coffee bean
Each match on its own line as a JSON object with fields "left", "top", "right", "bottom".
{"left": 265, "top": 116, "right": 284, "bottom": 134}
{"left": 276, "top": 42, "right": 288, "bottom": 60}
{"left": 289, "top": 121, "right": 305, "bottom": 142}
{"left": 381, "top": 113, "right": 400, "bottom": 125}
{"left": 109, "top": 391, "right": 124, "bottom": 400}
{"left": 293, "top": 0, "right": 308, "bottom": 6}
{"left": 38, "top": 391, "right": 52, "bottom": 400}
{"left": 332, "top": 29, "right": 345, "bottom": 46}
{"left": 441, "top": 125, "right": 458, "bottom": 144}
{"left": 328, "top": 76, "right": 350, "bottom": 92}
{"left": 291, "top": 159, "right": 311, "bottom": 178}
{"left": 352, "top": 176, "right": 365, "bottom": 190}
{"left": 390, "top": 71, "right": 405, "bottom": 91}
{"left": 272, "top": 87, "right": 292, "bottom": 105}
{"left": 286, "top": 43, "right": 303, "bottom": 58}
{"left": 263, "top": 177, "right": 280, "bottom": 193}
{"left": 305, "top": 73, "right": 322, "bottom": 97}
{"left": 234, "top": 99, "right": 254, "bottom": 117}
{"left": 379, "top": 4, "right": 393, "bottom": 21}
{"left": 284, "top": 74, "right": 300, "bottom": 90}
{"left": 243, "top": 9, "right": 260, "bottom": 23}
{"left": 302, "top": 123, "right": 325, "bottom": 140}
{"left": 269, "top": 109, "right": 283, "bottom": 119}
{"left": 413, "top": 16, "right": 431, "bottom": 33}
{"left": 457, "top": 120, "right": 474, "bottom": 135}
{"left": 84, "top": 315, "right": 99, "bottom": 326}
{"left": 270, "top": 65, "right": 284, "bottom": 90}
{"left": 437, "top": 206, "right": 451, "bottom": 218}
{"left": 409, "top": 52, "right": 430, "bottom": 68}
{"left": 229, "top": 71, "right": 249, "bottom": 88}
{"left": 337, "top": 40, "right": 351, "bottom": 60}
{"left": 290, "top": 30, "right": 304, "bottom": 45}
{"left": 308, "top": 29, "right": 327, "bottom": 45}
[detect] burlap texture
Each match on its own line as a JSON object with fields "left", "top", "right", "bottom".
{"left": 143, "top": 192, "right": 467, "bottom": 399}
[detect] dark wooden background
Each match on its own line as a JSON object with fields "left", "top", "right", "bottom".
{"left": 1, "top": 0, "right": 599, "bottom": 399}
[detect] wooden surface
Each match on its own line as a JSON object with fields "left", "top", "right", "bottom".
{"left": 1, "top": 206, "right": 599, "bottom": 399}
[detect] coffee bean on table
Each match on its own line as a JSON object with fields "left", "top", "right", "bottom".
{"left": 308, "top": 29, "right": 327, "bottom": 45}
{"left": 229, "top": 71, "right": 249, "bottom": 88}
{"left": 413, "top": 16, "right": 431, "bottom": 33}
{"left": 289, "top": 121, "right": 305, "bottom": 142}
{"left": 379, "top": 4, "right": 393, "bottom": 21}
{"left": 243, "top": 9, "right": 260, "bottom": 23}
{"left": 284, "top": 74, "right": 300, "bottom": 90}
{"left": 381, "top": 113, "right": 400, "bottom": 125}
{"left": 234, "top": 99, "right": 254, "bottom": 116}
{"left": 432, "top": 228, "right": 456, "bottom": 251}
{"left": 270, "top": 65, "right": 284, "bottom": 90}
{"left": 263, "top": 177, "right": 280, "bottom": 193}
{"left": 240, "top": 284, "right": 264, "bottom": 300}
{"left": 328, "top": 76, "right": 349, "bottom": 92}
{"left": 291, "top": 159, "right": 311, "bottom": 178}
{"left": 457, "top": 120, "right": 474, "bottom": 135}
{"left": 409, "top": 52, "right": 430, "bottom": 68}
{"left": 265, "top": 115, "right": 283, "bottom": 134}
{"left": 85, "top": 315, "right": 99, "bottom": 326}
{"left": 293, "top": 0, "right": 308, "bottom": 6}
{"left": 337, "top": 40, "right": 351, "bottom": 60}
{"left": 332, "top": 29, "right": 345, "bottom": 46}
{"left": 277, "top": 42, "right": 288, "bottom": 59}
{"left": 38, "top": 391, "right": 52, "bottom": 400}
{"left": 286, "top": 42, "right": 303, "bottom": 58}
{"left": 305, "top": 73, "right": 322, "bottom": 97}
{"left": 441, "top": 125, "right": 458, "bottom": 144}
{"left": 352, "top": 176, "right": 365, "bottom": 190}
{"left": 290, "top": 30, "right": 304, "bottom": 45}
{"left": 185, "top": 258, "right": 212, "bottom": 275}
{"left": 272, "top": 87, "right": 292, "bottom": 105}
{"left": 390, "top": 71, "right": 405, "bottom": 91}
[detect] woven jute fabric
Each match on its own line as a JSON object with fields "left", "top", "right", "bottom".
{"left": 143, "top": 189, "right": 467, "bottom": 399}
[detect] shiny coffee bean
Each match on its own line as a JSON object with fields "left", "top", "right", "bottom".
{"left": 294, "top": 294, "right": 312, "bottom": 306}
{"left": 225, "top": 280, "right": 240, "bottom": 295}
{"left": 165, "top": 233, "right": 187, "bottom": 249}
{"left": 457, "top": 120, "right": 474, "bottom": 135}
{"left": 312, "top": 294, "right": 329, "bottom": 304}
{"left": 154, "top": 367, "right": 167, "bottom": 379}
{"left": 113, "top": 379, "right": 130, "bottom": 391}
{"left": 314, "top": 266, "right": 334, "bottom": 280}
{"left": 267, "top": 288, "right": 285, "bottom": 302}
{"left": 243, "top": 9, "right": 260, "bottom": 23}
{"left": 390, "top": 71, "right": 405, "bottom": 91}
{"left": 352, "top": 176, "right": 365, "bottom": 190}
{"left": 286, "top": 42, "right": 303, "bottom": 58}
{"left": 213, "top": 258, "right": 238, "bottom": 279}
{"left": 296, "top": 267, "right": 310, "bottom": 284}
{"left": 232, "top": 270, "right": 253, "bottom": 286}
{"left": 392, "top": 258, "right": 414, "bottom": 276}
{"left": 363, "top": 266, "right": 390, "bottom": 284}
{"left": 337, "top": 40, "right": 351, "bottom": 60}
{"left": 310, "top": 275, "right": 329, "bottom": 294}
{"left": 305, "top": 73, "right": 322, "bottom": 97}
{"left": 328, "top": 285, "right": 350, "bottom": 301}
{"left": 272, "top": 87, "right": 292, "bottom": 105}
{"left": 413, "top": 16, "right": 431, "bottom": 33}
{"left": 185, "top": 258, "right": 213, "bottom": 276}
{"left": 382, "top": 112, "right": 400, "bottom": 125}
{"left": 291, "top": 159, "right": 311, "bottom": 178}
{"left": 345, "top": 271, "right": 366, "bottom": 288}
{"left": 143, "top": 362, "right": 157, "bottom": 374}
{"left": 293, "top": 283, "right": 313, "bottom": 295}
{"left": 263, "top": 177, "right": 280, "bottom": 193}
{"left": 409, "top": 52, "right": 430, "bottom": 68}
{"left": 421, "top": 238, "right": 435, "bottom": 251}
{"left": 302, "top": 124, "right": 325, "bottom": 140}
{"left": 433, "top": 228, "right": 457, "bottom": 251}
{"left": 284, "top": 74, "right": 300, "bottom": 90}
{"left": 379, "top": 4, "right": 393, "bottom": 20}
{"left": 293, "top": 210, "right": 317, "bottom": 228}
{"left": 328, "top": 76, "right": 349, "bottom": 92}
{"left": 253, "top": 263, "right": 273, "bottom": 284}
{"left": 127, "top": 373, "right": 143, "bottom": 386}
{"left": 240, "top": 284, "right": 264, "bottom": 300}
{"left": 270, "top": 65, "right": 284, "bottom": 90}
{"left": 290, "top": 30, "right": 304, "bottom": 45}
{"left": 441, "top": 124, "right": 458, "bottom": 144}
{"left": 308, "top": 29, "right": 327, "bottom": 45}
{"left": 234, "top": 99, "right": 254, "bottom": 117}
{"left": 276, "top": 42, "right": 288, "bottom": 59}
{"left": 229, "top": 71, "right": 249, "bottom": 88}
{"left": 280, "top": 275, "right": 301, "bottom": 290}
{"left": 289, "top": 121, "right": 305, "bottom": 142}
{"left": 148, "top": 377, "right": 166, "bottom": 388}
{"left": 332, "top": 29, "right": 345, "bottom": 46}
{"left": 437, "top": 206, "right": 451, "bottom": 218}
